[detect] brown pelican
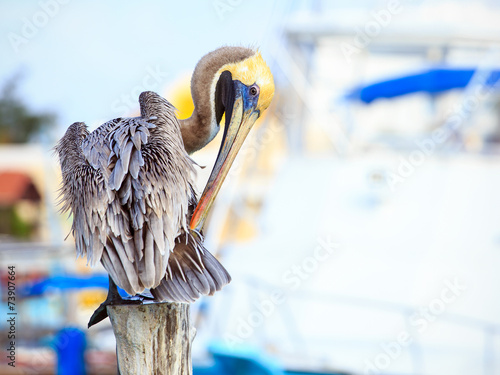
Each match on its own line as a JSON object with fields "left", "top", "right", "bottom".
{"left": 55, "top": 46, "right": 274, "bottom": 327}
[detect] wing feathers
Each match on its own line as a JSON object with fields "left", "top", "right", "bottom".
{"left": 151, "top": 231, "right": 231, "bottom": 303}
{"left": 154, "top": 248, "right": 166, "bottom": 287}
{"left": 142, "top": 227, "right": 156, "bottom": 288}
{"left": 129, "top": 148, "right": 144, "bottom": 179}
{"left": 149, "top": 214, "right": 165, "bottom": 256}
{"left": 56, "top": 92, "right": 223, "bottom": 300}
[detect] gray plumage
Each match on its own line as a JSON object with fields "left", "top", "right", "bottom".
{"left": 55, "top": 91, "right": 230, "bottom": 301}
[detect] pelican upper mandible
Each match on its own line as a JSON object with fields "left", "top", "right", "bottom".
{"left": 55, "top": 46, "right": 274, "bottom": 327}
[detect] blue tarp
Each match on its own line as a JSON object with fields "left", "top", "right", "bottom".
{"left": 194, "top": 343, "right": 348, "bottom": 375}
{"left": 346, "top": 68, "right": 500, "bottom": 104}
{"left": 20, "top": 275, "right": 109, "bottom": 296}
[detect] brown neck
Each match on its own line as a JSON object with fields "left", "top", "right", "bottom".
{"left": 179, "top": 46, "right": 255, "bottom": 155}
{"left": 179, "top": 112, "right": 216, "bottom": 155}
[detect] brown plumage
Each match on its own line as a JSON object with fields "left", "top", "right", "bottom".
{"left": 55, "top": 46, "right": 274, "bottom": 323}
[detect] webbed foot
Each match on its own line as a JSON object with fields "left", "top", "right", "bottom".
{"left": 88, "top": 277, "right": 147, "bottom": 328}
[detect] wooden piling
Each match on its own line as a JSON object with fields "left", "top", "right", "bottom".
{"left": 107, "top": 302, "right": 193, "bottom": 375}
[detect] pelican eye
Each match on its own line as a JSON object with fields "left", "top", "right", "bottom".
{"left": 249, "top": 85, "right": 259, "bottom": 97}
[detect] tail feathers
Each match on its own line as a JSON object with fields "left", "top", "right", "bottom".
{"left": 151, "top": 231, "right": 231, "bottom": 303}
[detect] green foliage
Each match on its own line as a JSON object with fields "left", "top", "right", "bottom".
{"left": 0, "top": 206, "right": 33, "bottom": 239}
{"left": 0, "top": 73, "right": 55, "bottom": 144}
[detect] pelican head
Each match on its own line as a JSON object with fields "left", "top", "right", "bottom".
{"left": 183, "top": 46, "right": 274, "bottom": 232}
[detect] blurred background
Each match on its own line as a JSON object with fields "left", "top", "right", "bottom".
{"left": 1, "top": 1, "right": 500, "bottom": 374}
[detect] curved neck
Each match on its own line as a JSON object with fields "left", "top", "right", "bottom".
{"left": 180, "top": 109, "right": 218, "bottom": 155}
{"left": 179, "top": 46, "right": 255, "bottom": 155}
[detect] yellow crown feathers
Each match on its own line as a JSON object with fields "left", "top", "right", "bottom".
{"left": 219, "top": 51, "right": 275, "bottom": 112}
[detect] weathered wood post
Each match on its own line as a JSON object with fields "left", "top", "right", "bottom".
{"left": 107, "top": 302, "right": 193, "bottom": 375}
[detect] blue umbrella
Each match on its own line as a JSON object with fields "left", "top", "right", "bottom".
{"left": 346, "top": 67, "right": 500, "bottom": 104}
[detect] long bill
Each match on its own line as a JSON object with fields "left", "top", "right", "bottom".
{"left": 190, "top": 94, "right": 259, "bottom": 233}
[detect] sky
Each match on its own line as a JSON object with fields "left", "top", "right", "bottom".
{"left": 0, "top": 0, "right": 292, "bottom": 135}
{"left": 2, "top": 0, "right": 500, "bottom": 138}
